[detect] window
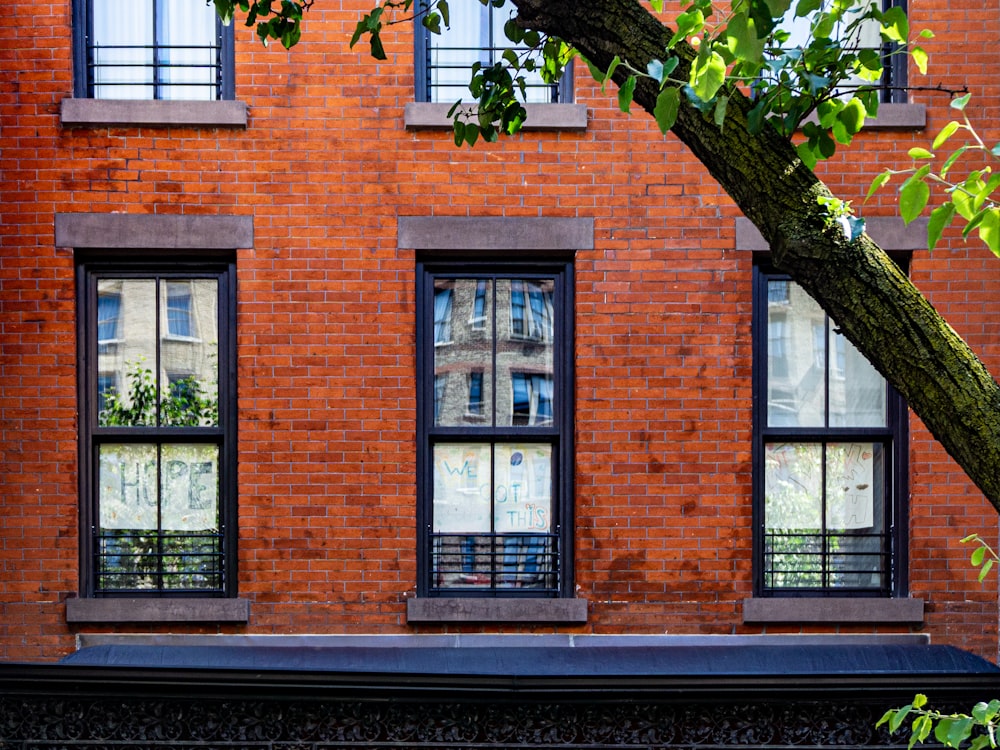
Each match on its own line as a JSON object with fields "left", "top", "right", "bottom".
{"left": 774, "top": 0, "right": 906, "bottom": 103}
{"left": 73, "top": 0, "right": 235, "bottom": 100}
{"left": 414, "top": 2, "right": 573, "bottom": 103}
{"left": 753, "top": 266, "right": 907, "bottom": 596}
{"left": 79, "top": 259, "right": 236, "bottom": 596}
{"left": 417, "top": 262, "right": 573, "bottom": 597}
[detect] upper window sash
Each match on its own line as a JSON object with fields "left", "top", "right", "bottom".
{"left": 73, "top": 0, "right": 236, "bottom": 100}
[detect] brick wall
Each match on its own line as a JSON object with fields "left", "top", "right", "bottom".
{"left": 1, "top": 0, "right": 998, "bottom": 661}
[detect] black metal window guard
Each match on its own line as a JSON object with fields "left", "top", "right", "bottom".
{"left": 430, "top": 531, "right": 559, "bottom": 594}
{"left": 96, "top": 529, "right": 225, "bottom": 595}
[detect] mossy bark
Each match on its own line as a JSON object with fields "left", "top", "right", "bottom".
{"left": 514, "top": 0, "right": 1000, "bottom": 511}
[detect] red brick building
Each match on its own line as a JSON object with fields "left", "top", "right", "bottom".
{"left": 1, "top": 0, "right": 999, "bottom": 681}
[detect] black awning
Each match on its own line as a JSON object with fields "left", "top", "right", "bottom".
{"left": 58, "top": 641, "right": 999, "bottom": 679}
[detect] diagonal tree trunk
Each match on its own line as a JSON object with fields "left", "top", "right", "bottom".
{"left": 514, "top": 0, "right": 1000, "bottom": 511}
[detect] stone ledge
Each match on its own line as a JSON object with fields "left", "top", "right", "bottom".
{"left": 735, "top": 216, "right": 928, "bottom": 252}
{"left": 404, "top": 102, "right": 588, "bottom": 131}
{"left": 66, "top": 597, "right": 250, "bottom": 624}
{"left": 61, "top": 98, "right": 248, "bottom": 127}
{"left": 742, "top": 597, "right": 924, "bottom": 624}
{"left": 55, "top": 213, "right": 253, "bottom": 250}
{"left": 406, "top": 597, "right": 588, "bottom": 623}
{"left": 398, "top": 216, "right": 594, "bottom": 251}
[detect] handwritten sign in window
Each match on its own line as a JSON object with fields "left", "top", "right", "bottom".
{"left": 432, "top": 443, "right": 552, "bottom": 533}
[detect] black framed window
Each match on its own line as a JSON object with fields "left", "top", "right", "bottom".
{"left": 752, "top": 265, "right": 907, "bottom": 596}
{"left": 414, "top": 2, "right": 573, "bottom": 104}
{"left": 78, "top": 257, "right": 236, "bottom": 596}
{"left": 417, "top": 261, "right": 573, "bottom": 597}
{"left": 72, "top": 0, "right": 235, "bottom": 100}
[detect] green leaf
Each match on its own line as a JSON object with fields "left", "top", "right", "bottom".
{"left": 889, "top": 705, "right": 913, "bottom": 733}
{"left": 602, "top": 55, "right": 622, "bottom": 92}
{"left": 797, "top": 140, "right": 819, "bottom": 170}
{"left": 647, "top": 59, "right": 665, "bottom": 83}
{"left": 913, "top": 694, "right": 929, "bottom": 709}
{"left": 453, "top": 120, "right": 466, "bottom": 147}
{"left": 979, "top": 208, "right": 1000, "bottom": 256}
{"left": 866, "top": 171, "right": 892, "bottom": 200}
{"left": 900, "top": 175, "right": 931, "bottom": 224}
{"left": 911, "top": 46, "right": 928, "bottom": 75}
{"left": 908, "top": 147, "right": 934, "bottom": 159}
{"left": 972, "top": 546, "right": 987, "bottom": 566}
{"left": 795, "top": 0, "right": 822, "bottom": 17}
{"left": 669, "top": 9, "right": 706, "bottom": 47}
{"left": 837, "top": 98, "right": 867, "bottom": 136}
{"left": 951, "top": 93, "right": 971, "bottom": 111}
{"left": 690, "top": 50, "right": 727, "bottom": 101}
{"left": 654, "top": 87, "right": 681, "bottom": 133}
{"left": 880, "top": 5, "right": 909, "bottom": 43}
{"left": 979, "top": 557, "right": 996, "bottom": 581}
{"left": 941, "top": 145, "right": 969, "bottom": 178}
{"left": 618, "top": 75, "right": 637, "bottom": 113}
{"left": 714, "top": 95, "right": 729, "bottom": 128}
{"left": 927, "top": 202, "right": 956, "bottom": 250}
{"left": 464, "top": 123, "right": 480, "bottom": 147}
{"left": 919, "top": 28, "right": 934, "bottom": 38}
{"left": 933, "top": 121, "right": 961, "bottom": 150}
{"left": 727, "top": 11, "right": 765, "bottom": 62}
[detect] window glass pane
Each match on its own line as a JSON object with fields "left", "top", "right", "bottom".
{"left": 97, "top": 279, "right": 157, "bottom": 426}
{"left": 764, "top": 443, "right": 822, "bottom": 530}
{"left": 160, "top": 279, "right": 219, "bottom": 427}
{"left": 92, "top": 0, "right": 154, "bottom": 99}
{"left": 159, "top": 0, "right": 218, "bottom": 100}
{"left": 97, "top": 443, "right": 220, "bottom": 591}
{"left": 493, "top": 444, "right": 551, "bottom": 533}
{"left": 434, "top": 279, "right": 494, "bottom": 426}
{"left": 829, "top": 322, "right": 886, "bottom": 427}
{"left": 432, "top": 443, "right": 492, "bottom": 533}
{"left": 497, "top": 279, "right": 554, "bottom": 427}
{"left": 766, "top": 281, "right": 825, "bottom": 427}
{"left": 825, "top": 442, "right": 883, "bottom": 531}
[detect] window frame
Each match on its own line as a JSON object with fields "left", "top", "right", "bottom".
{"left": 71, "top": 0, "right": 236, "bottom": 101}
{"left": 77, "top": 253, "right": 238, "bottom": 598}
{"left": 413, "top": 3, "right": 573, "bottom": 104}
{"left": 751, "top": 262, "right": 908, "bottom": 598}
{"left": 415, "top": 259, "right": 574, "bottom": 599}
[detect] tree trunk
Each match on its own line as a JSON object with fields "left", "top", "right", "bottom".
{"left": 513, "top": 0, "right": 1000, "bottom": 511}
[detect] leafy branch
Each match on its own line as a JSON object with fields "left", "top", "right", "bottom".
{"left": 878, "top": 694, "right": 999, "bottom": 750}
{"left": 866, "top": 94, "right": 1000, "bottom": 255}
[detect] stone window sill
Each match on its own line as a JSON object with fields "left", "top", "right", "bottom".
{"left": 404, "top": 102, "right": 587, "bottom": 131}
{"left": 66, "top": 597, "right": 250, "bottom": 624}
{"left": 60, "top": 98, "right": 247, "bottom": 128}
{"left": 859, "top": 103, "right": 926, "bottom": 130}
{"left": 742, "top": 597, "right": 924, "bottom": 624}
{"left": 406, "top": 597, "right": 588, "bottom": 623}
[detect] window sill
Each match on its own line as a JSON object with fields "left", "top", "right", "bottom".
{"left": 864, "top": 103, "right": 926, "bottom": 130}
{"left": 60, "top": 98, "right": 248, "bottom": 128}
{"left": 66, "top": 597, "right": 250, "bottom": 624}
{"left": 407, "top": 597, "right": 588, "bottom": 623}
{"left": 404, "top": 102, "right": 588, "bottom": 131}
{"left": 742, "top": 597, "right": 924, "bottom": 624}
